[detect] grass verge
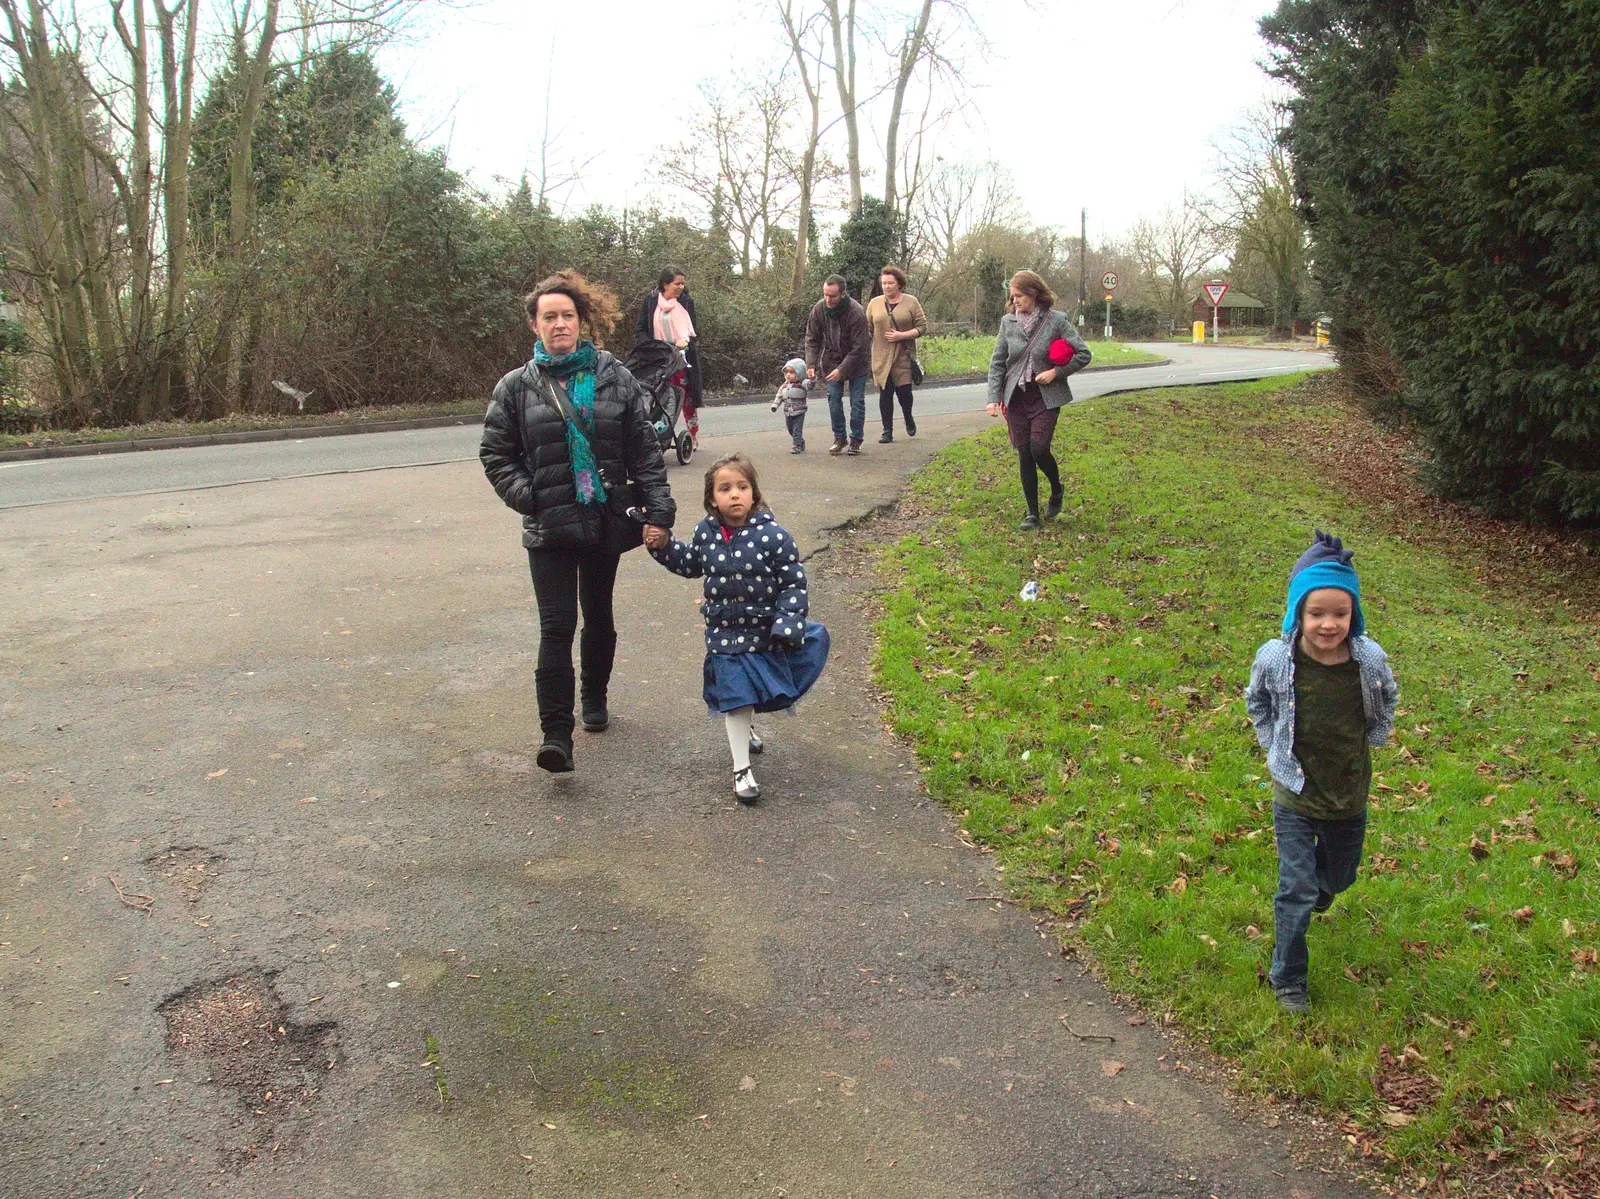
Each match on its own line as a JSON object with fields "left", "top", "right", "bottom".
{"left": 919, "top": 335, "right": 1162, "bottom": 378}
{"left": 871, "top": 373, "right": 1600, "bottom": 1193}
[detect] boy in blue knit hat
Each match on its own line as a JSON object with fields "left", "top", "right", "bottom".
{"left": 1246, "top": 530, "right": 1398, "bottom": 1014}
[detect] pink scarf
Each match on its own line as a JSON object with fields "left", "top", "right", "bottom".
{"left": 653, "top": 294, "right": 696, "bottom": 344}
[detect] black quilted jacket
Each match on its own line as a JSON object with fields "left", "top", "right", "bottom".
{"left": 480, "top": 351, "right": 675, "bottom": 552}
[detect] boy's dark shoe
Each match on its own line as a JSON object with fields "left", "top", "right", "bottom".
{"left": 1313, "top": 888, "right": 1335, "bottom": 913}
{"left": 536, "top": 738, "right": 574, "bottom": 773}
{"left": 1274, "top": 983, "right": 1311, "bottom": 1014}
{"left": 846, "top": 440, "right": 862, "bottom": 455}
{"left": 789, "top": 445, "right": 804, "bottom": 454}
{"left": 1019, "top": 513, "right": 1041, "bottom": 530}
{"left": 829, "top": 438, "right": 847, "bottom": 455}
{"left": 581, "top": 707, "right": 610, "bottom": 733}
{"left": 1045, "top": 488, "right": 1064, "bottom": 519}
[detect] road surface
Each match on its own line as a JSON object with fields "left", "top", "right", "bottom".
{"left": 0, "top": 344, "right": 1330, "bottom": 510}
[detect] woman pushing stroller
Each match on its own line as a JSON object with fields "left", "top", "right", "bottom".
{"left": 637, "top": 266, "right": 703, "bottom": 449}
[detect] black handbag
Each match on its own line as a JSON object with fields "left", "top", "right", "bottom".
{"left": 889, "top": 302, "right": 924, "bottom": 385}
{"left": 541, "top": 374, "right": 648, "bottom": 523}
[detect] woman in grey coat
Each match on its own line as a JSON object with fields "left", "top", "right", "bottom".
{"left": 984, "top": 270, "right": 1091, "bottom": 529}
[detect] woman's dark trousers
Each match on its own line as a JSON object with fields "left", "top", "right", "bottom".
{"left": 528, "top": 547, "right": 622, "bottom": 740}
{"left": 879, "top": 383, "right": 914, "bottom": 434}
{"left": 1005, "top": 384, "right": 1062, "bottom": 516}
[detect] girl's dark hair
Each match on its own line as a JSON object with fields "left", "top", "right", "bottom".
{"left": 1006, "top": 269, "right": 1055, "bottom": 312}
{"left": 524, "top": 269, "right": 622, "bottom": 344}
{"left": 702, "top": 452, "right": 765, "bottom": 516}
{"left": 879, "top": 264, "right": 908, "bottom": 288}
{"left": 657, "top": 265, "right": 686, "bottom": 291}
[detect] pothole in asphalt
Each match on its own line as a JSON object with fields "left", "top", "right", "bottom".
{"left": 144, "top": 844, "right": 226, "bottom": 905}
{"left": 158, "top": 971, "right": 337, "bottom": 1166}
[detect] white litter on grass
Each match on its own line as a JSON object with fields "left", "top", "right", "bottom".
{"left": 1021, "top": 750, "right": 1031, "bottom": 762}
{"left": 1019, "top": 581, "right": 1039, "bottom": 602}
{"left": 387, "top": 980, "right": 401, "bottom": 989}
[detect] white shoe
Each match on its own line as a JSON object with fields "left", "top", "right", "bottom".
{"left": 733, "top": 767, "right": 760, "bottom": 804}
{"left": 748, "top": 731, "right": 764, "bottom": 755}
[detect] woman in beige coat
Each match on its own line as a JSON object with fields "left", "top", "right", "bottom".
{"left": 864, "top": 265, "right": 927, "bottom": 442}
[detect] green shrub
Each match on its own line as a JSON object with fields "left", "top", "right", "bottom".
{"left": 1263, "top": 0, "right": 1600, "bottom": 524}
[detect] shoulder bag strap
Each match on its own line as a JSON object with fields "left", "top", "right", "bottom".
{"left": 541, "top": 371, "right": 585, "bottom": 432}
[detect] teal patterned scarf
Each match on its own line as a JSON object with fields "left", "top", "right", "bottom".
{"left": 534, "top": 339, "right": 607, "bottom": 506}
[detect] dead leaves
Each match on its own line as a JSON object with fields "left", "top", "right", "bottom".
{"left": 1099, "top": 1059, "right": 1126, "bottom": 1077}
{"left": 1375, "top": 1042, "right": 1442, "bottom": 1117}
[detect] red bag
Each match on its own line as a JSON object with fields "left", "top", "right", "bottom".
{"left": 1047, "top": 338, "right": 1074, "bottom": 366}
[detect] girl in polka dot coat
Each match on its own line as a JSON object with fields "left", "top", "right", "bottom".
{"left": 644, "top": 453, "right": 830, "bottom": 804}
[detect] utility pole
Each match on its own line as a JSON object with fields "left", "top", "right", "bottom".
{"left": 1078, "top": 208, "right": 1087, "bottom": 328}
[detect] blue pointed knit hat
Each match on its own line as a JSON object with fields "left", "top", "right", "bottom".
{"left": 1282, "top": 529, "right": 1365, "bottom": 636}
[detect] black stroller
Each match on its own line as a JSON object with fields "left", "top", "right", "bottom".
{"left": 623, "top": 338, "right": 694, "bottom": 466}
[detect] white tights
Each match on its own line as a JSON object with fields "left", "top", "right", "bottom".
{"left": 724, "top": 705, "right": 754, "bottom": 772}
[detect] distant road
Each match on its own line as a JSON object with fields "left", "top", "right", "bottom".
{"left": 0, "top": 344, "right": 1330, "bottom": 510}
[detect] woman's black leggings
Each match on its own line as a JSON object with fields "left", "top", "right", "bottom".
{"left": 879, "top": 383, "right": 914, "bottom": 431}
{"left": 1017, "top": 443, "right": 1062, "bottom": 517}
{"left": 528, "top": 547, "right": 622, "bottom": 739}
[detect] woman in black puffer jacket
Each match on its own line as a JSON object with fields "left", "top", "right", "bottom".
{"left": 481, "top": 270, "right": 676, "bottom": 773}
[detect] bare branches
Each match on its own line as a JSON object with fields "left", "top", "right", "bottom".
{"left": 1129, "top": 196, "right": 1227, "bottom": 327}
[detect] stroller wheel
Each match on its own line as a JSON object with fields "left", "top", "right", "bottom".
{"left": 676, "top": 431, "right": 694, "bottom": 465}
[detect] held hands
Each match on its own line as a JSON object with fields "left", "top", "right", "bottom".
{"left": 986, "top": 402, "right": 1003, "bottom": 418}
{"left": 643, "top": 525, "right": 669, "bottom": 551}
{"left": 1036, "top": 367, "right": 1058, "bottom": 385}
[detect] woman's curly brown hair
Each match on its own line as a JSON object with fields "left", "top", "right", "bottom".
{"left": 524, "top": 269, "right": 622, "bottom": 346}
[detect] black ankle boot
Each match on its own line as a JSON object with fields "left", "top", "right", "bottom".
{"left": 536, "top": 738, "right": 574, "bottom": 773}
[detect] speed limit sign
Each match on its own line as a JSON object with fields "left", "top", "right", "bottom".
{"left": 1101, "top": 271, "right": 1119, "bottom": 291}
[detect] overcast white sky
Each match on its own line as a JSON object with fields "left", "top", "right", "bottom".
{"left": 379, "top": 0, "right": 1284, "bottom": 242}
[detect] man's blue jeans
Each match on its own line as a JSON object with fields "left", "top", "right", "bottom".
{"left": 827, "top": 374, "right": 867, "bottom": 444}
{"left": 1269, "top": 802, "right": 1367, "bottom": 990}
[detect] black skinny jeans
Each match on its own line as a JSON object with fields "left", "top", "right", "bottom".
{"left": 879, "top": 383, "right": 914, "bottom": 432}
{"left": 528, "top": 547, "right": 622, "bottom": 739}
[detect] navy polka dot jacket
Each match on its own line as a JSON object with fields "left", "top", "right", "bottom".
{"left": 650, "top": 510, "right": 808, "bottom": 654}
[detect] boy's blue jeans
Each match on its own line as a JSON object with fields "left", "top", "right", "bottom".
{"left": 1269, "top": 802, "right": 1367, "bottom": 990}
{"left": 785, "top": 411, "right": 805, "bottom": 449}
{"left": 827, "top": 374, "right": 867, "bottom": 444}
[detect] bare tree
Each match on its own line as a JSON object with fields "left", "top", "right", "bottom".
{"left": 822, "top": 0, "right": 860, "bottom": 213}
{"left": 658, "top": 74, "right": 807, "bottom": 277}
{"left": 1130, "top": 195, "right": 1226, "bottom": 328}
{"left": 778, "top": 0, "right": 824, "bottom": 298}
{"left": 1210, "top": 100, "right": 1309, "bottom": 337}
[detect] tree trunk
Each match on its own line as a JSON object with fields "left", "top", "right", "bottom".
{"left": 214, "top": 0, "right": 280, "bottom": 415}
{"left": 113, "top": 0, "right": 154, "bottom": 419}
{"left": 154, "top": 0, "right": 199, "bottom": 417}
{"left": 882, "top": 0, "right": 931, "bottom": 220}
{"left": 824, "top": 0, "right": 861, "bottom": 214}
{"left": 779, "top": 1, "right": 822, "bottom": 299}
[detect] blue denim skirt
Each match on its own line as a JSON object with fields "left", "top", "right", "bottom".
{"left": 703, "top": 622, "right": 830, "bottom": 714}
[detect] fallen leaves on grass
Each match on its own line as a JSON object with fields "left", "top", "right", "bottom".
{"left": 1375, "top": 1043, "right": 1442, "bottom": 1115}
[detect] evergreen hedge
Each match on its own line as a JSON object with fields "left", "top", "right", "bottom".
{"left": 1263, "top": 0, "right": 1600, "bottom": 524}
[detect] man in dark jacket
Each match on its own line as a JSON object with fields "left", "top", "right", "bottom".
{"left": 804, "top": 275, "right": 871, "bottom": 455}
